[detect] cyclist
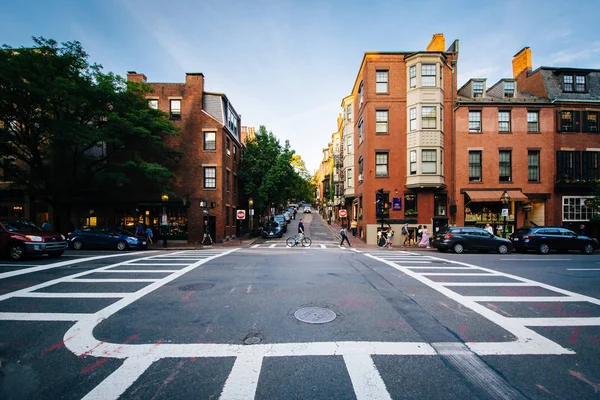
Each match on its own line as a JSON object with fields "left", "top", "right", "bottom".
{"left": 297, "top": 218, "right": 305, "bottom": 243}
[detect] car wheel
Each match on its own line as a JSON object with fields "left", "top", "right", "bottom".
{"left": 497, "top": 244, "right": 508, "bottom": 254}
{"left": 453, "top": 243, "right": 464, "bottom": 254}
{"left": 8, "top": 243, "right": 25, "bottom": 261}
{"left": 72, "top": 240, "right": 84, "bottom": 250}
{"left": 583, "top": 243, "right": 595, "bottom": 254}
{"left": 116, "top": 240, "right": 127, "bottom": 251}
{"left": 48, "top": 251, "right": 64, "bottom": 258}
{"left": 538, "top": 243, "right": 550, "bottom": 254}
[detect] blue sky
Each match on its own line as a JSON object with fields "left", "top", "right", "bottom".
{"left": 3, "top": 0, "right": 600, "bottom": 173}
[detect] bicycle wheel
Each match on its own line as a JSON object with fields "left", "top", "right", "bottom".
{"left": 286, "top": 237, "right": 296, "bottom": 247}
{"left": 301, "top": 237, "right": 312, "bottom": 247}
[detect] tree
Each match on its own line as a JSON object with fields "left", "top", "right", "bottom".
{"left": 239, "top": 126, "right": 313, "bottom": 217}
{"left": 0, "top": 37, "right": 179, "bottom": 211}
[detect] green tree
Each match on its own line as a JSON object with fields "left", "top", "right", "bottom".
{"left": 0, "top": 38, "right": 179, "bottom": 213}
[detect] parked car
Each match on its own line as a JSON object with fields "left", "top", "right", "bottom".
{"left": 432, "top": 226, "right": 513, "bottom": 254}
{"left": 303, "top": 206, "right": 312, "bottom": 213}
{"left": 0, "top": 218, "right": 67, "bottom": 261}
{"left": 510, "top": 226, "right": 600, "bottom": 254}
{"left": 67, "top": 227, "right": 147, "bottom": 251}
{"left": 262, "top": 221, "right": 283, "bottom": 238}
{"left": 273, "top": 215, "right": 287, "bottom": 233}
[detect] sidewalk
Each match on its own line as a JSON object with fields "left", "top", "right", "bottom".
{"left": 147, "top": 236, "right": 259, "bottom": 250}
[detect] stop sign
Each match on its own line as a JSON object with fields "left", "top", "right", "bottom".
{"left": 339, "top": 209, "right": 347, "bottom": 218}
{"left": 236, "top": 210, "right": 246, "bottom": 220}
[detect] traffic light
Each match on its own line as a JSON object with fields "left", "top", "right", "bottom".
{"left": 376, "top": 188, "right": 384, "bottom": 218}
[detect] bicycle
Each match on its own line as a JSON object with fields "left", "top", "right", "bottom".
{"left": 286, "top": 234, "right": 312, "bottom": 247}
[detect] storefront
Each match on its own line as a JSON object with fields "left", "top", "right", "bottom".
{"left": 463, "top": 190, "right": 528, "bottom": 237}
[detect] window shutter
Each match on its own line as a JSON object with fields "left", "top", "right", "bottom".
{"left": 575, "top": 151, "right": 581, "bottom": 179}
{"left": 556, "top": 151, "right": 563, "bottom": 179}
{"left": 582, "top": 111, "right": 589, "bottom": 133}
{"left": 573, "top": 111, "right": 581, "bottom": 132}
{"left": 582, "top": 151, "right": 591, "bottom": 179}
{"left": 556, "top": 111, "right": 562, "bottom": 133}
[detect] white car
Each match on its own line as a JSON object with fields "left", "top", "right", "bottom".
{"left": 303, "top": 206, "right": 312, "bottom": 213}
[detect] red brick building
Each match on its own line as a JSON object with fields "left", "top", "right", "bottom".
{"left": 351, "top": 34, "right": 458, "bottom": 244}
{"left": 127, "top": 72, "right": 243, "bottom": 243}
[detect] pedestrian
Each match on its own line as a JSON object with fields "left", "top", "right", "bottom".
{"left": 42, "top": 220, "right": 52, "bottom": 231}
{"left": 136, "top": 223, "right": 144, "bottom": 236}
{"left": 579, "top": 224, "right": 586, "bottom": 236}
{"left": 383, "top": 229, "right": 393, "bottom": 249}
{"left": 401, "top": 222, "right": 410, "bottom": 247}
{"left": 418, "top": 225, "right": 430, "bottom": 248}
{"left": 485, "top": 223, "right": 494, "bottom": 235}
{"left": 293, "top": 209, "right": 297, "bottom": 220}
{"left": 350, "top": 219, "right": 358, "bottom": 237}
{"left": 416, "top": 225, "right": 423, "bottom": 244}
{"left": 145, "top": 226, "right": 153, "bottom": 244}
{"left": 339, "top": 226, "right": 351, "bottom": 247}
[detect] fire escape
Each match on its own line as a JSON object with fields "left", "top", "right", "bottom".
{"left": 334, "top": 148, "right": 345, "bottom": 207}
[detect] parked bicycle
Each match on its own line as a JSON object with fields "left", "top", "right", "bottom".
{"left": 286, "top": 234, "right": 312, "bottom": 247}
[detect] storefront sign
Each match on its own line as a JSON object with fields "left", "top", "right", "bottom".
{"left": 501, "top": 208, "right": 509, "bottom": 217}
{"left": 161, "top": 213, "right": 167, "bottom": 225}
{"left": 392, "top": 197, "right": 402, "bottom": 211}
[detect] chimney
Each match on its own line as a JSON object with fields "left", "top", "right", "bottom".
{"left": 186, "top": 72, "right": 204, "bottom": 89}
{"left": 512, "top": 47, "right": 532, "bottom": 78}
{"left": 126, "top": 71, "right": 147, "bottom": 83}
{"left": 426, "top": 33, "right": 445, "bottom": 52}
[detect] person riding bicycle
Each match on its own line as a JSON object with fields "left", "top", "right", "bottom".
{"left": 297, "top": 218, "right": 305, "bottom": 243}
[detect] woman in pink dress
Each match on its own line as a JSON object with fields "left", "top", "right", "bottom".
{"left": 418, "top": 225, "right": 430, "bottom": 248}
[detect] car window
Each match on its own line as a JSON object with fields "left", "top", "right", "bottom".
{"left": 268, "top": 222, "right": 279, "bottom": 228}
{"left": 538, "top": 228, "right": 560, "bottom": 235}
{"left": 1, "top": 220, "right": 43, "bottom": 232}
{"left": 560, "top": 229, "right": 576, "bottom": 237}
{"left": 461, "top": 228, "right": 475, "bottom": 235}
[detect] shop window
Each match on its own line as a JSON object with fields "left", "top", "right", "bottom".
{"left": 404, "top": 194, "right": 417, "bottom": 216}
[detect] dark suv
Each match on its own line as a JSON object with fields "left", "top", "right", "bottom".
{"left": 0, "top": 219, "right": 67, "bottom": 261}
{"left": 432, "top": 226, "right": 513, "bottom": 254}
{"left": 510, "top": 226, "right": 599, "bottom": 254}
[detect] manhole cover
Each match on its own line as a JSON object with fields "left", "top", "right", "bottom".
{"left": 294, "top": 307, "right": 337, "bottom": 324}
{"left": 178, "top": 282, "right": 215, "bottom": 291}
{"left": 244, "top": 336, "right": 261, "bottom": 345}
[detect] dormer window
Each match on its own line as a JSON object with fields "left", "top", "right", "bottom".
{"left": 563, "top": 74, "right": 587, "bottom": 92}
{"left": 575, "top": 76, "right": 586, "bottom": 92}
{"left": 472, "top": 81, "right": 484, "bottom": 97}
{"left": 504, "top": 81, "right": 515, "bottom": 98}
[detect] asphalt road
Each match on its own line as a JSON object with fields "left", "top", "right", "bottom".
{"left": 1, "top": 214, "right": 600, "bottom": 399}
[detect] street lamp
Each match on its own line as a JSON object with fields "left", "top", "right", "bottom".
{"left": 161, "top": 194, "right": 169, "bottom": 247}
{"left": 500, "top": 190, "right": 510, "bottom": 238}
{"left": 249, "top": 198, "right": 254, "bottom": 234}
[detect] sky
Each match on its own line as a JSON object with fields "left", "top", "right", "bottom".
{"left": 3, "top": 0, "right": 600, "bottom": 173}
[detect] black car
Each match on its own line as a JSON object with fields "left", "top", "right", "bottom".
{"left": 510, "top": 226, "right": 599, "bottom": 254}
{"left": 432, "top": 226, "right": 513, "bottom": 254}
{"left": 67, "top": 227, "right": 148, "bottom": 250}
{"left": 262, "top": 222, "right": 283, "bottom": 239}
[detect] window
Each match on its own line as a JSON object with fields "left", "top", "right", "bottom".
{"left": 409, "top": 108, "right": 417, "bottom": 131}
{"left": 528, "top": 150, "right": 540, "bottom": 182}
{"left": 434, "top": 194, "right": 447, "bottom": 216}
{"left": 347, "top": 104, "right": 352, "bottom": 122}
{"left": 347, "top": 168, "right": 353, "bottom": 188}
{"left": 358, "top": 157, "right": 364, "bottom": 182}
{"left": 234, "top": 174, "right": 238, "bottom": 194}
{"left": 503, "top": 81, "right": 515, "bottom": 98}
{"left": 422, "top": 150, "right": 437, "bottom": 174}
{"left": 421, "top": 64, "right": 436, "bottom": 87}
{"left": 422, "top": 106, "right": 436, "bottom": 129}
{"left": 148, "top": 99, "right": 158, "bottom": 110}
{"left": 582, "top": 151, "right": 600, "bottom": 180}
{"left": 469, "top": 111, "right": 481, "bottom": 132}
{"left": 359, "top": 81, "right": 363, "bottom": 106}
{"left": 375, "top": 152, "right": 388, "bottom": 177}
{"left": 557, "top": 111, "right": 581, "bottom": 132}
{"left": 469, "top": 151, "right": 482, "bottom": 182}
{"left": 227, "top": 107, "right": 239, "bottom": 136}
{"left": 170, "top": 99, "right": 181, "bottom": 119}
{"left": 410, "top": 150, "right": 417, "bottom": 175}
{"left": 233, "top": 145, "right": 237, "bottom": 162}
{"left": 584, "top": 111, "right": 599, "bottom": 133}
{"left": 472, "top": 81, "right": 483, "bottom": 97}
{"left": 226, "top": 206, "right": 230, "bottom": 226}
{"left": 527, "top": 111, "right": 539, "bottom": 132}
{"left": 358, "top": 118, "right": 363, "bottom": 143}
{"left": 563, "top": 75, "right": 573, "bottom": 92}
{"left": 346, "top": 135, "right": 353, "bottom": 154}
{"left": 204, "top": 131, "right": 216, "bottom": 150}
{"left": 376, "top": 70, "right": 388, "bottom": 93}
{"left": 564, "top": 75, "right": 587, "bottom": 92}
{"left": 576, "top": 76, "right": 586, "bottom": 92}
{"left": 409, "top": 65, "right": 416, "bottom": 88}
{"left": 563, "top": 196, "right": 595, "bottom": 221}
{"left": 405, "top": 194, "right": 417, "bottom": 215}
{"left": 204, "top": 167, "right": 216, "bottom": 188}
{"left": 557, "top": 150, "right": 580, "bottom": 181}
{"left": 226, "top": 137, "right": 231, "bottom": 156}
{"left": 499, "top": 150, "right": 512, "bottom": 182}
{"left": 376, "top": 110, "right": 388, "bottom": 133}
{"left": 226, "top": 170, "right": 230, "bottom": 191}
{"left": 498, "top": 111, "right": 511, "bottom": 132}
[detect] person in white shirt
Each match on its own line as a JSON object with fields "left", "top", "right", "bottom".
{"left": 485, "top": 223, "right": 494, "bottom": 235}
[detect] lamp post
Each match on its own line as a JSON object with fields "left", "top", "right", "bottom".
{"left": 500, "top": 190, "right": 510, "bottom": 238}
{"left": 161, "top": 194, "right": 169, "bottom": 247}
{"left": 249, "top": 198, "right": 254, "bottom": 236}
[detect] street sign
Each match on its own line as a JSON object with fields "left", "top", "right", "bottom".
{"left": 237, "top": 210, "right": 246, "bottom": 220}
{"left": 501, "top": 208, "right": 509, "bottom": 217}
{"left": 339, "top": 209, "right": 347, "bottom": 218}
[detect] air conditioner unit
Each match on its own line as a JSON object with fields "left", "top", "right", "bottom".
{"left": 226, "top": 149, "right": 231, "bottom": 156}
{"left": 358, "top": 174, "right": 363, "bottom": 182}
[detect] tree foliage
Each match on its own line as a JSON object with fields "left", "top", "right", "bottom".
{"left": 0, "top": 37, "right": 180, "bottom": 205}
{"left": 239, "top": 126, "right": 314, "bottom": 215}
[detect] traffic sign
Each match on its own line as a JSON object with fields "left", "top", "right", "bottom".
{"left": 339, "top": 209, "right": 347, "bottom": 218}
{"left": 237, "top": 210, "right": 246, "bottom": 220}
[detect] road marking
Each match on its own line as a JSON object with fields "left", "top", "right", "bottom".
{"left": 440, "top": 282, "right": 538, "bottom": 287}
{"left": 512, "top": 317, "right": 600, "bottom": 326}
{"left": 98, "top": 270, "right": 175, "bottom": 273}
{"left": 568, "top": 268, "right": 600, "bottom": 271}
{"left": 0, "top": 312, "right": 88, "bottom": 321}
{"left": 14, "top": 292, "right": 126, "bottom": 298}
{"left": 320, "top": 244, "right": 326, "bottom": 248}
{"left": 500, "top": 259, "right": 571, "bottom": 261}
{"left": 0, "top": 252, "right": 157, "bottom": 280}
{"left": 220, "top": 356, "right": 263, "bottom": 400}
{"left": 81, "top": 357, "right": 155, "bottom": 400}
{"left": 465, "top": 296, "right": 587, "bottom": 302}
{"left": 68, "top": 278, "right": 159, "bottom": 283}
{"left": 420, "top": 273, "right": 498, "bottom": 276}
{"left": 403, "top": 266, "right": 474, "bottom": 270}
{"left": 269, "top": 244, "right": 277, "bottom": 248}
{"left": 251, "top": 244, "right": 260, "bottom": 248}
{"left": 344, "top": 354, "right": 392, "bottom": 400}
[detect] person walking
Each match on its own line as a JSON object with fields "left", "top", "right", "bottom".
{"left": 145, "top": 226, "right": 153, "bottom": 244}
{"left": 401, "top": 222, "right": 410, "bottom": 247}
{"left": 418, "top": 225, "right": 430, "bottom": 248}
{"left": 416, "top": 225, "right": 423, "bottom": 245}
{"left": 383, "top": 228, "right": 393, "bottom": 249}
{"left": 42, "top": 220, "right": 52, "bottom": 231}
{"left": 339, "top": 226, "right": 351, "bottom": 247}
{"left": 485, "top": 223, "right": 494, "bottom": 234}
{"left": 350, "top": 219, "right": 358, "bottom": 237}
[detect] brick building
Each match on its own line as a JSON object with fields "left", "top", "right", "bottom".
{"left": 127, "top": 71, "right": 243, "bottom": 244}
{"left": 351, "top": 34, "right": 458, "bottom": 244}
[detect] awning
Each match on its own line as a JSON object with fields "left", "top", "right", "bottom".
{"left": 465, "top": 190, "right": 529, "bottom": 202}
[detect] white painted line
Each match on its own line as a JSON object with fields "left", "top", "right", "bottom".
{"left": 269, "top": 244, "right": 277, "bottom": 248}
{"left": 389, "top": 261, "right": 433, "bottom": 264}
{"left": 0, "top": 312, "right": 88, "bottom": 321}
{"left": 100, "top": 270, "right": 175, "bottom": 273}
{"left": 219, "top": 356, "right": 263, "bottom": 400}
{"left": 251, "top": 244, "right": 260, "bottom": 248}
{"left": 440, "top": 282, "right": 538, "bottom": 287}
{"left": 0, "top": 264, "right": 38, "bottom": 267}
{"left": 344, "top": 354, "right": 392, "bottom": 400}
{"left": 419, "top": 273, "right": 498, "bottom": 276}
{"left": 320, "top": 244, "right": 326, "bottom": 249}
{"left": 68, "top": 278, "right": 158, "bottom": 283}
{"left": 466, "top": 296, "right": 586, "bottom": 302}
{"left": 567, "top": 268, "right": 600, "bottom": 271}
{"left": 0, "top": 252, "right": 157, "bottom": 280}
{"left": 82, "top": 357, "right": 155, "bottom": 400}
{"left": 121, "top": 263, "right": 189, "bottom": 266}
{"left": 512, "top": 317, "right": 600, "bottom": 326}
{"left": 403, "top": 266, "right": 475, "bottom": 270}
{"left": 500, "top": 259, "right": 571, "bottom": 261}
{"left": 15, "top": 292, "right": 126, "bottom": 298}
